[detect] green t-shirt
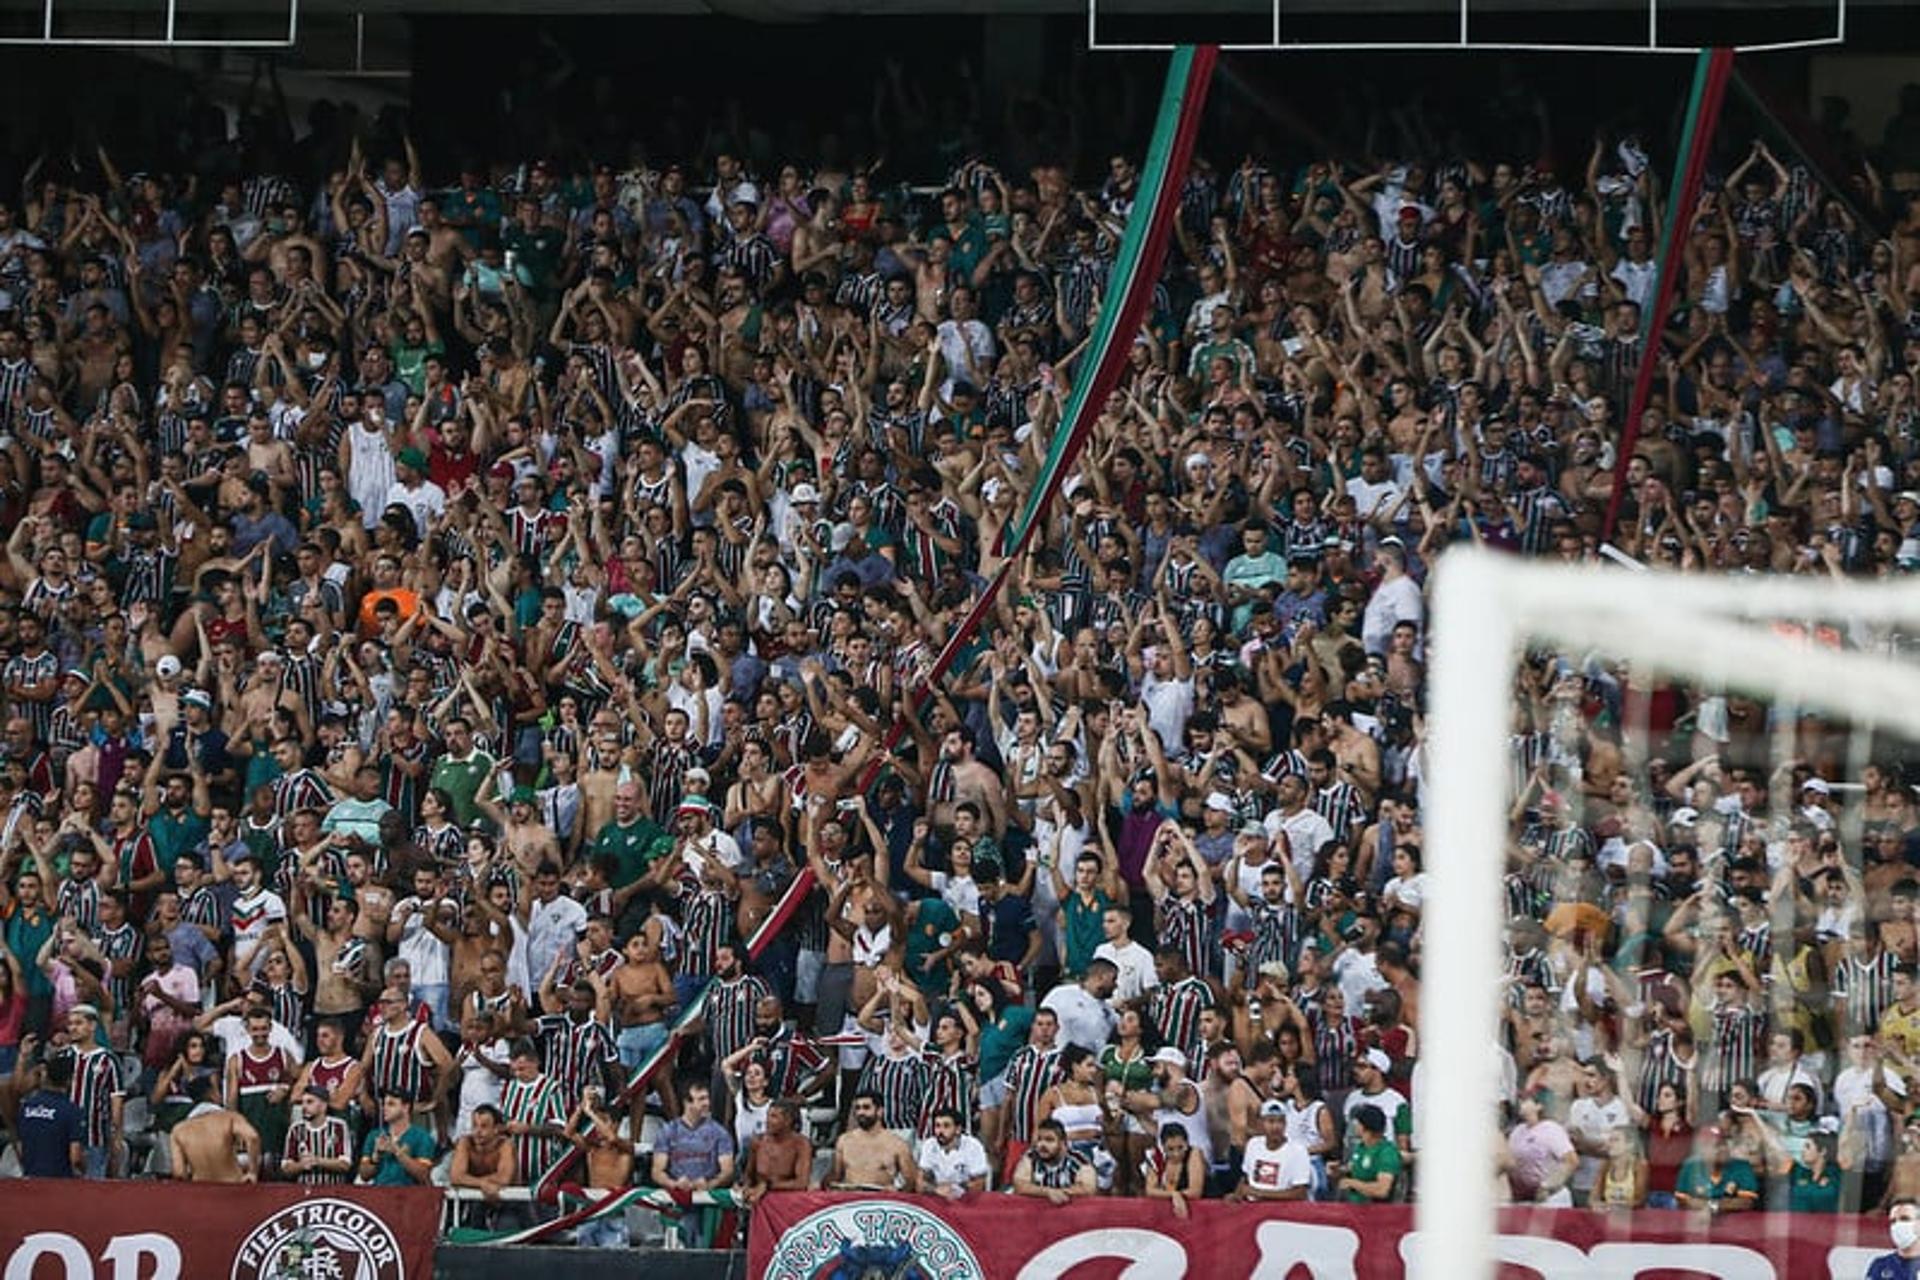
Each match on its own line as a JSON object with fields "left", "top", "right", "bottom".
{"left": 1059, "top": 888, "right": 1114, "bottom": 978}
{"left": 147, "top": 810, "right": 210, "bottom": 875}
{"left": 360, "top": 1123, "right": 436, "bottom": 1185}
{"left": 1674, "top": 1156, "right": 1758, "bottom": 1205}
{"left": 390, "top": 338, "right": 444, "bottom": 397}
{"left": 1343, "top": 1137, "right": 1404, "bottom": 1202}
{"left": 904, "top": 896, "right": 962, "bottom": 990}
{"left": 1788, "top": 1162, "right": 1840, "bottom": 1213}
{"left": 597, "top": 817, "right": 671, "bottom": 888}
{"left": 429, "top": 751, "right": 496, "bottom": 829}
{"left": 978, "top": 1005, "right": 1034, "bottom": 1083}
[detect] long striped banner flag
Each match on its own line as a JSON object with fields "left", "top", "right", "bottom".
{"left": 1601, "top": 46, "right": 1737, "bottom": 542}
{"left": 854, "top": 42, "right": 1220, "bottom": 795}
{"left": 1007, "top": 43, "right": 1219, "bottom": 549}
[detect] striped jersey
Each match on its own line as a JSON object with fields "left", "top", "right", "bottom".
{"left": 533, "top": 1012, "right": 618, "bottom": 1109}
{"left": 999, "top": 1044, "right": 1060, "bottom": 1143}
{"left": 858, "top": 1050, "right": 930, "bottom": 1131}
{"left": 368, "top": 1019, "right": 436, "bottom": 1103}
{"left": 501, "top": 1072, "right": 568, "bottom": 1184}
{"left": 1148, "top": 976, "right": 1213, "bottom": 1066}
{"left": 67, "top": 1046, "right": 123, "bottom": 1147}
{"left": 1701, "top": 1001, "right": 1768, "bottom": 1094}
{"left": 1311, "top": 782, "right": 1367, "bottom": 844}
{"left": 1156, "top": 896, "right": 1209, "bottom": 983}
{"left": 1834, "top": 951, "right": 1901, "bottom": 1037}
{"left": 703, "top": 972, "right": 771, "bottom": 1064}
{"left": 284, "top": 1115, "right": 354, "bottom": 1183}
{"left": 918, "top": 1049, "right": 978, "bottom": 1138}
{"left": 1023, "top": 1148, "right": 1087, "bottom": 1190}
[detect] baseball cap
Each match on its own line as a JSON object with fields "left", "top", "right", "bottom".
{"left": 1205, "top": 792, "right": 1235, "bottom": 814}
{"left": 1802, "top": 777, "right": 1831, "bottom": 795}
{"left": 154, "top": 655, "right": 182, "bottom": 680}
{"left": 1259, "top": 1099, "right": 1287, "bottom": 1119}
{"left": 1149, "top": 1046, "right": 1188, "bottom": 1069}
{"left": 1358, "top": 1047, "right": 1392, "bottom": 1073}
{"left": 183, "top": 689, "right": 213, "bottom": 710}
{"left": 791, "top": 483, "right": 820, "bottom": 505}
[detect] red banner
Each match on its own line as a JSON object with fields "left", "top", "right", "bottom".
{"left": 749, "top": 1192, "right": 1893, "bottom": 1279}
{"left": 0, "top": 1180, "right": 439, "bottom": 1280}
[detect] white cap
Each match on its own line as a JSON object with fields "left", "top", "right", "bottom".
{"left": 1149, "top": 1046, "right": 1188, "bottom": 1069}
{"left": 1669, "top": 807, "right": 1699, "bottom": 828}
{"left": 790, "top": 483, "right": 820, "bottom": 505}
{"left": 1205, "top": 792, "right": 1235, "bottom": 814}
{"left": 1359, "top": 1047, "right": 1392, "bottom": 1073}
{"left": 1802, "top": 777, "right": 1831, "bottom": 795}
{"left": 154, "top": 655, "right": 182, "bottom": 680}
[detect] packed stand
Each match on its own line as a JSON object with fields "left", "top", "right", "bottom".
{"left": 0, "top": 102, "right": 1918, "bottom": 1242}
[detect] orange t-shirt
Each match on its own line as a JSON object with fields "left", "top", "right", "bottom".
{"left": 358, "top": 587, "right": 423, "bottom": 636}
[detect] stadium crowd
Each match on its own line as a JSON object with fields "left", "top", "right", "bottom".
{"left": 0, "top": 81, "right": 1918, "bottom": 1248}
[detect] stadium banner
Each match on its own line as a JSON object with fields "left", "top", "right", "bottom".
{"left": 0, "top": 1180, "right": 439, "bottom": 1279}
{"left": 749, "top": 1192, "right": 1890, "bottom": 1279}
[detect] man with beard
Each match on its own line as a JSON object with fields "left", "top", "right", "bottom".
{"left": 824, "top": 1089, "right": 918, "bottom": 1191}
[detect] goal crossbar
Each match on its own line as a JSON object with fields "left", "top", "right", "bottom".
{"left": 1420, "top": 549, "right": 1920, "bottom": 1278}
{"left": 1088, "top": 0, "right": 1846, "bottom": 53}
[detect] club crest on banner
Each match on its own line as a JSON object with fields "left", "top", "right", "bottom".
{"left": 230, "top": 1197, "right": 409, "bottom": 1280}
{"left": 762, "top": 1200, "right": 985, "bottom": 1280}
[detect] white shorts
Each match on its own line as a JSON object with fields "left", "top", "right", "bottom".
{"left": 837, "top": 1014, "right": 870, "bottom": 1072}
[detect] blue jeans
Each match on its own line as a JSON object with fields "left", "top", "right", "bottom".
{"left": 618, "top": 1022, "right": 671, "bottom": 1074}
{"left": 575, "top": 1213, "right": 630, "bottom": 1248}
{"left": 1645, "top": 1191, "right": 1677, "bottom": 1210}
{"left": 83, "top": 1143, "right": 111, "bottom": 1179}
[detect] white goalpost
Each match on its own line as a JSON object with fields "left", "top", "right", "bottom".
{"left": 1422, "top": 550, "right": 1920, "bottom": 1278}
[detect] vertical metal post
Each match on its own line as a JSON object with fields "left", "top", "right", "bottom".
{"left": 1458, "top": 0, "right": 1468, "bottom": 45}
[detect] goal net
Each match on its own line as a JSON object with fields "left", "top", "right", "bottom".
{"left": 1422, "top": 550, "right": 1920, "bottom": 1276}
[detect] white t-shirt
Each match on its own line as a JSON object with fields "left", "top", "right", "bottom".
{"left": 1139, "top": 675, "right": 1194, "bottom": 752}
{"left": 207, "top": 1014, "right": 305, "bottom": 1064}
{"left": 453, "top": 1037, "right": 511, "bottom": 1137}
{"left": 1362, "top": 574, "right": 1424, "bottom": 657}
{"left": 917, "top": 1134, "right": 991, "bottom": 1190}
{"left": 1566, "top": 1094, "right": 1630, "bottom": 1192}
{"left": 1040, "top": 983, "right": 1118, "bottom": 1054}
{"left": 230, "top": 887, "right": 288, "bottom": 978}
{"left": 926, "top": 871, "right": 982, "bottom": 922}
{"left": 1093, "top": 939, "right": 1159, "bottom": 1005}
{"left": 1241, "top": 1134, "right": 1313, "bottom": 1195}
{"left": 1269, "top": 808, "right": 1336, "bottom": 880}
{"left": 393, "top": 896, "right": 453, "bottom": 986}
{"left": 1345, "top": 475, "right": 1404, "bottom": 521}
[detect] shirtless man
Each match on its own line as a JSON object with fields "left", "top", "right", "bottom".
{"left": 479, "top": 783, "right": 561, "bottom": 873}
{"left": 928, "top": 727, "right": 1006, "bottom": 836}
{"left": 575, "top": 712, "right": 626, "bottom": 841}
{"left": 739, "top": 1100, "right": 813, "bottom": 1206}
{"left": 293, "top": 889, "right": 370, "bottom": 1024}
{"left": 1228, "top": 1042, "right": 1281, "bottom": 1156}
{"left": 569, "top": 1087, "right": 636, "bottom": 1189}
{"left": 823, "top": 1090, "right": 918, "bottom": 1191}
{"left": 345, "top": 850, "right": 394, "bottom": 969}
{"left": 449, "top": 1103, "right": 519, "bottom": 1201}
{"left": 169, "top": 1077, "right": 262, "bottom": 1183}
